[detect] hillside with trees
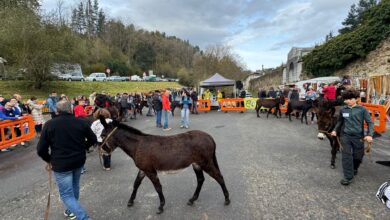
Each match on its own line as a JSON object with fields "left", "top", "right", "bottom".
{"left": 0, "top": 0, "right": 246, "bottom": 88}
{"left": 303, "top": 0, "right": 390, "bottom": 77}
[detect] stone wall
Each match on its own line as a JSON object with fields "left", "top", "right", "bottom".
{"left": 335, "top": 38, "right": 390, "bottom": 78}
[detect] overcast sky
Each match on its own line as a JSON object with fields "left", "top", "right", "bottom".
{"left": 41, "top": 0, "right": 358, "bottom": 71}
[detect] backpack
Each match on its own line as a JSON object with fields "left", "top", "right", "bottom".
{"left": 120, "top": 95, "right": 129, "bottom": 108}
{"left": 152, "top": 94, "right": 162, "bottom": 111}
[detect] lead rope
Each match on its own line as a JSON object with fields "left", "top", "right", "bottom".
{"left": 365, "top": 141, "right": 373, "bottom": 163}
{"left": 44, "top": 163, "right": 52, "bottom": 220}
{"left": 318, "top": 130, "right": 343, "bottom": 152}
{"left": 98, "top": 127, "right": 118, "bottom": 169}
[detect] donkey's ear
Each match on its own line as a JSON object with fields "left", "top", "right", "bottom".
{"left": 112, "top": 119, "right": 120, "bottom": 127}
{"left": 99, "top": 115, "right": 108, "bottom": 128}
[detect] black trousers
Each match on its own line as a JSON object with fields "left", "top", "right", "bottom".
{"left": 341, "top": 136, "right": 364, "bottom": 179}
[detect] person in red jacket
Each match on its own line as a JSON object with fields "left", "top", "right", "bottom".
{"left": 162, "top": 90, "right": 171, "bottom": 131}
{"left": 322, "top": 82, "right": 337, "bottom": 100}
{"left": 74, "top": 99, "right": 88, "bottom": 118}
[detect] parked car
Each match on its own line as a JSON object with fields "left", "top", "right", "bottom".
{"left": 121, "top": 76, "right": 130, "bottom": 81}
{"left": 107, "top": 75, "right": 124, "bottom": 81}
{"left": 59, "top": 72, "right": 85, "bottom": 81}
{"left": 130, "top": 75, "right": 142, "bottom": 81}
{"left": 85, "top": 72, "right": 107, "bottom": 81}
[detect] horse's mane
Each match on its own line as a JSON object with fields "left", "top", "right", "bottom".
{"left": 118, "top": 123, "right": 150, "bottom": 136}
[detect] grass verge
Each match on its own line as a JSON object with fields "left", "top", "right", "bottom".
{"left": 0, "top": 80, "right": 181, "bottom": 100}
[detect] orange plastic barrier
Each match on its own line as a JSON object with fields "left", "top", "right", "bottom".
{"left": 0, "top": 116, "right": 36, "bottom": 150}
{"left": 270, "top": 98, "right": 289, "bottom": 113}
{"left": 197, "top": 99, "right": 211, "bottom": 111}
{"left": 85, "top": 106, "right": 94, "bottom": 115}
{"left": 219, "top": 98, "right": 246, "bottom": 111}
{"left": 361, "top": 103, "right": 387, "bottom": 133}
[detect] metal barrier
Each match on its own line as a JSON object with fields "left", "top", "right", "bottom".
{"left": 220, "top": 98, "right": 246, "bottom": 111}
{"left": 0, "top": 115, "right": 36, "bottom": 150}
{"left": 361, "top": 103, "right": 387, "bottom": 133}
{"left": 197, "top": 100, "right": 211, "bottom": 112}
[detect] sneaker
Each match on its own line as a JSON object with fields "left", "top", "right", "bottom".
{"left": 64, "top": 210, "right": 76, "bottom": 219}
{"left": 163, "top": 127, "right": 172, "bottom": 131}
{"left": 185, "top": 126, "right": 189, "bottom": 129}
{"left": 376, "top": 182, "right": 390, "bottom": 204}
{"left": 354, "top": 169, "right": 358, "bottom": 175}
{"left": 340, "top": 178, "right": 353, "bottom": 185}
{"left": 81, "top": 167, "right": 86, "bottom": 174}
{"left": 180, "top": 125, "right": 184, "bottom": 128}
{"left": 21, "top": 142, "right": 25, "bottom": 146}
{"left": 105, "top": 167, "right": 111, "bottom": 171}
{"left": 1, "top": 148, "right": 13, "bottom": 152}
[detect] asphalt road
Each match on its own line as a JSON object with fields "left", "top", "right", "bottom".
{"left": 1, "top": 110, "right": 390, "bottom": 220}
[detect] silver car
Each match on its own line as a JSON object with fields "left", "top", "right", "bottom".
{"left": 59, "top": 72, "right": 85, "bottom": 81}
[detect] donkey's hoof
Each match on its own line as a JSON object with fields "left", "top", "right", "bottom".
{"left": 156, "top": 207, "right": 164, "bottom": 214}
{"left": 127, "top": 201, "right": 134, "bottom": 207}
{"left": 330, "top": 165, "right": 336, "bottom": 169}
{"left": 224, "top": 199, "right": 231, "bottom": 206}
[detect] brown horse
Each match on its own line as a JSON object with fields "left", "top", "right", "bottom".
{"left": 255, "top": 96, "right": 285, "bottom": 118}
{"left": 99, "top": 118, "right": 230, "bottom": 214}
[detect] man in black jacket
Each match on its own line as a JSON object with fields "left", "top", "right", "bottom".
{"left": 37, "top": 101, "right": 97, "bottom": 220}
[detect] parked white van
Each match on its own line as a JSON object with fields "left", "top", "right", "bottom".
{"left": 85, "top": 72, "right": 107, "bottom": 81}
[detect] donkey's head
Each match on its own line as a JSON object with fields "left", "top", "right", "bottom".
{"left": 100, "top": 116, "right": 120, "bottom": 153}
{"left": 317, "top": 109, "right": 334, "bottom": 140}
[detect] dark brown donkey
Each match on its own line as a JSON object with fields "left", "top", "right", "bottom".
{"left": 99, "top": 118, "right": 230, "bottom": 214}
{"left": 255, "top": 95, "right": 285, "bottom": 118}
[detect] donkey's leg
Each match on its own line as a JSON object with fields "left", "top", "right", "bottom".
{"left": 145, "top": 171, "right": 165, "bottom": 214}
{"left": 202, "top": 165, "right": 230, "bottom": 205}
{"left": 128, "top": 170, "right": 146, "bottom": 207}
{"left": 188, "top": 164, "right": 205, "bottom": 206}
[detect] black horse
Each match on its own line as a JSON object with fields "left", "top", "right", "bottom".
{"left": 99, "top": 118, "right": 230, "bottom": 214}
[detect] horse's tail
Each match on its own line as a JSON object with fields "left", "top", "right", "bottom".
{"left": 211, "top": 138, "right": 220, "bottom": 171}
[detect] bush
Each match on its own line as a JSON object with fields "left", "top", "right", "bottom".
{"left": 303, "top": 0, "right": 390, "bottom": 77}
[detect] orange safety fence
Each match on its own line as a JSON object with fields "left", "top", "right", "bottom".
{"left": 271, "top": 98, "right": 289, "bottom": 113}
{"left": 197, "top": 99, "right": 211, "bottom": 111}
{"left": 0, "top": 115, "right": 36, "bottom": 150}
{"left": 219, "top": 98, "right": 246, "bottom": 111}
{"left": 361, "top": 103, "right": 387, "bottom": 133}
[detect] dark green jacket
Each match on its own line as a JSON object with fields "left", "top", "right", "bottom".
{"left": 334, "top": 105, "right": 374, "bottom": 138}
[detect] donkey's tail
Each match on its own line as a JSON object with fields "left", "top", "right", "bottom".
{"left": 211, "top": 138, "right": 220, "bottom": 171}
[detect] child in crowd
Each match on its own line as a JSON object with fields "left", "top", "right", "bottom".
{"left": 91, "top": 108, "right": 112, "bottom": 171}
{"left": 331, "top": 89, "right": 374, "bottom": 185}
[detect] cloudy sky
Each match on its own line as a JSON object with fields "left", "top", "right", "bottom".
{"left": 41, "top": 0, "right": 357, "bottom": 71}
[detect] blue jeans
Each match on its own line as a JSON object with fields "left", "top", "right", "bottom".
{"left": 155, "top": 110, "right": 162, "bottom": 126}
{"left": 163, "top": 110, "right": 169, "bottom": 129}
{"left": 53, "top": 166, "right": 89, "bottom": 220}
{"left": 181, "top": 108, "right": 190, "bottom": 127}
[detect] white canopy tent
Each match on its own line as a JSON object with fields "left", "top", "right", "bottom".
{"left": 199, "top": 73, "right": 237, "bottom": 103}
{"left": 200, "top": 73, "right": 236, "bottom": 87}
